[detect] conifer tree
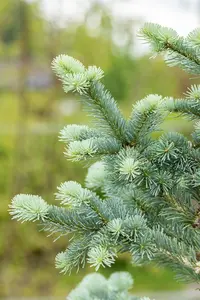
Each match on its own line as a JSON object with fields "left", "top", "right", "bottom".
{"left": 9, "top": 23, "right": 200, "bottom": 287}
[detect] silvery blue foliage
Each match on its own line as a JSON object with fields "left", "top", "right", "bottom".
{"left": 67, "top": 272, "right": 152, "bottom": 300}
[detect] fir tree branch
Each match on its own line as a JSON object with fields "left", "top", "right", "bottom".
{"left": 140, "top": 23, "right": 200, "bottom": 74}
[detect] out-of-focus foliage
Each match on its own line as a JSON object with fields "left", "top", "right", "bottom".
{"left": 0, "top": 0, "right": 47, "bottom": 57}
{"left": 0, "top": 0, "right": 194, "bottom": 297}
{"left": 67, "top": 272, "right": 151, "bottom": 300}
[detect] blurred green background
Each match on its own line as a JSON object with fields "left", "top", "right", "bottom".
{"left": 0, "top": 0, "right": 199, "bottom": 297}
